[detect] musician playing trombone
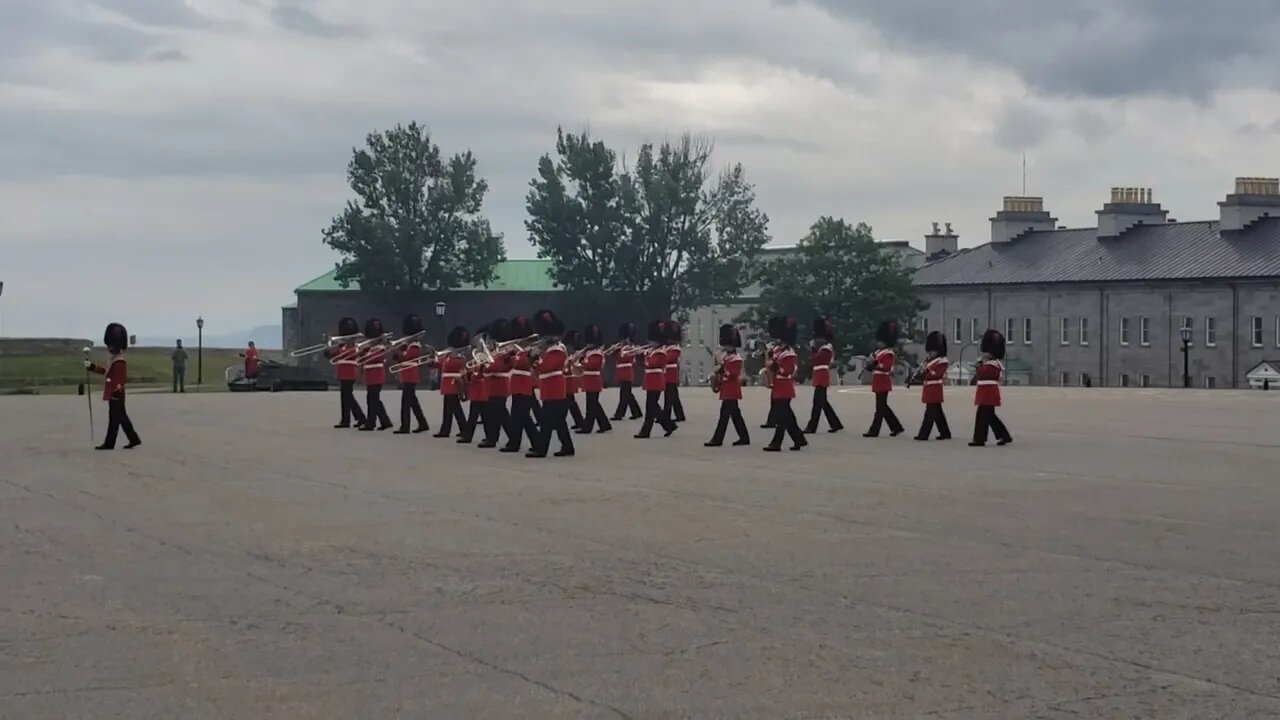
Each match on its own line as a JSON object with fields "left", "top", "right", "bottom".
{"left": 321, "top": 316, "right": 367, "bottom": 429}
{"left": 500, "top": 315, "right": 543, "bottom": 453}
{"left": 457, "top": 336, "right": 490, "bottom": 444}
{"left": 528, "top": 310, "right": 574, "bottom": 458}
{"left": 576, "top": 324, "right": 612, "bottom": 434}
{"left": 478, "top": 317, "right": 514, "bottom": 448}
{"left": 431, "top": 326, "right": 471, "bottom": 438}
{"left": 608, "top": 323, "right": 642, "bottom": 421}
{"left": 355, "top": 318, "right": 394, "bottom": 431}
{"left": 803, "top": 316, "right": 844, "bottom": 434}
{"left": 391, "top": 314, "right": 430, "bottom": 434}
{"left": 705, "top": 324, "right": 749, "bottom": 447}
{"left": 562, "top": 329, "right": 587, "bottom": 430}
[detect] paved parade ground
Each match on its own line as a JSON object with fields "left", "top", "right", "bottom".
{"left": 3, "top": 386, "right": 1280, "bottom": 719}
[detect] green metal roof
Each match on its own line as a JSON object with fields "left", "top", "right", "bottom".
{"left": 295, "top": 260, "right": 559, "bottom": 293}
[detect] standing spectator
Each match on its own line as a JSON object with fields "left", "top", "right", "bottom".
{"left": 171, "top": 340, "right": 188, "bottom": 393}
{"left": 240, "top": 341, "right": 260, "bottom": 385}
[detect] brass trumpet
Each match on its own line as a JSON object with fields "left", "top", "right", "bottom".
{"left": 289, "top": 332, "right": 363, "bottom": 358}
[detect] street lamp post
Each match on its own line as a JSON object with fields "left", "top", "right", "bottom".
{"left": 1179, "top": 326, "right": 1192, "bottom": 388}
{"left": 433, "top": 302, "right": 446, "bottom": 391}
{"left": 197, "top": 316, "right": 205, "bottom": 388}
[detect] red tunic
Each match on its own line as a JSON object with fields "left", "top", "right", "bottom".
{"left": 664, "top": 345, "right": 682, "bottom": 385}
{"left": 241, "top": 347, "right": 260, "bottom": 377}
{"left": 327, "top": 344, "right": 360, "bottom": 382}
{"left": 613, "top": 347, "right": 635, "bottom": 383}
{"left": 771, "top": 347, "right": 798, "bottom": 400}
{"left": 580, "top": 349, "right": 606, "bottom": 392}
{"left": 360, "top": 345, "right": 387, "bottom": 386}
{"left": 870, "top": 348, "right": 895, "bottom": 393}
{"left": 485, "top": 355, "right": 511, "bottom": 398}
{"left": 536, "top": 343, "right": 568, "bottom": 401}
{"left": 466, "top": 366, "right": 489, "bottom": 403}
{"left": 642, "top": 348, "right": 667, "bottom": 392}
{"left": 90, "top": 355, "right": 127, "bottom": 401}
{"left": 396, "top": 343, "right": 422, "bottom": 385}
{"left": 920, "top": 357, "right": 949, "bottom": 404}
{"left": 811, "top": 344, "right": 834, "bottom": 388}
{"left": 509, "top": 351, "right": 534, "bottom": 396}
{"left": 718, "top": 353, "right": 743, "bottom": 401}
{"left": 974, "top": 359, "right": 1003, "bottom": 407}
{"left": 438, "top": 354, "right": 465, "bottom": 396}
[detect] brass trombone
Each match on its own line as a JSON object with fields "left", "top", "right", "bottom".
{"left": 289, "top": 332, "right": 363, "bottom": 358}
{"left": 387, "top": 345, "right": 461, "bottom": 374}
{"left": 353, "top": 332, "right": 394, "bottom": 351}
{"left": 386, "top": 329, "right": 426, "bottom": 351}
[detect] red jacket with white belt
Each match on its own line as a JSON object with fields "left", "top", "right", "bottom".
{"left": 580, "top": 349, "right": 606, "bottom": 393}
{"left": 438, "top": 354, "right": 465, "bottom": 396}
{"left": 509, "top": 351, "right": 534, "bottom": 396}
{"left": 535, "top": 343, "right": 568, "bottom": 401}
{"left": 643, "top": 348, "right": 667, "bottom": 392}
{"left": 327, "top": 344, "right": 360, "bottom": 382}
{"left": 811, "top": 343, "right": 834, "bottom": 388}
{"left": 771, "top": 347, "right": 798, "bottom": 400}
{"left": 664, "top": 345, "right": 681, "bottom": 385}
{"left": 614, "top": 347, "right": 635, "bottom": 383}
{"left": 974, "top": 359, "right": 1003, "bottom": 407}
{"left": 89, "top": 354, "right": 127, "bottom": 401}
{"left": 920, "top": 357, "right": 949, "bottom": 404}
{"left": 486, "top": 354, "right": 511, "bottom": 398}
{"left": 870, "top": 347, "right": 895, "bottom": 393}
{"left": 718, "top": 352, "right": 743, "bottom": 401}
{"left": 360, "top": 345, "right": 387, "bottom": 386}
{"left": 395, "top": 343, "right": 422, "bottom": 385}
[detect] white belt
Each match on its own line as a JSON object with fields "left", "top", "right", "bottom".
{"left": 365, "top": 363, "right": 385, "bottom": 369}
{"left": 977, "top": 380, "right": 999, "bottom": 386}
{"left": 873, "top": 370, "right": 890, "bottom": 375}
{"left": 582, "top": 371, "right": 601, "bottom": 376}
{"left": 665, "top": 364, "right": 677, "bottom": 369}
{"left": 336, "top": 360, "right": 357, "bottom": 365}
{"left": 442, "top": 373, "right": 462, "bottom": 378}
{"left": 645, "top": 368, "right": 664, "bottom": 374}
{"left": 510, "top": 370, "right": 531, "bottom": 376}
{"left": 812, "top": 365, "right": 829, "bottom": 371}
{"left": 539, "top": 371, "right": 563, "bottom": 379}
{"left": 924, "top": 380, "right": 942, "bottom": 386}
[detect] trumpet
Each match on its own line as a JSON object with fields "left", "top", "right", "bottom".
{"left": 289, "top": 332, "right": 363, "bottom": 357}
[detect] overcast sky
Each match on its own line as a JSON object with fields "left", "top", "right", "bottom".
{"left": 3, "top": 0, "right": 1280, "bottom": 339}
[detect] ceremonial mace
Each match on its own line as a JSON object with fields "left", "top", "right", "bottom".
{"left": 82, "top": 346, "right": 94, "bottom": 445}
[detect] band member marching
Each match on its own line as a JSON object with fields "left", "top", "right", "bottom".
{"left": 764, "top": 316, "right": 807, "bottom": 452}
{"left": 663, "top": 321, "right": 686, "bottom": 423}
{"left": 803, "top": 316, "right": 844, "bottom": 434}
{"left": 760, "top": 340, "right": 781, "bottom": 429}
{"left": 971, "top": 329, "right": 1013, "bottom": 447}
{"left": 500, "top": 315, "right": 542, "bottom": 453}
{"left": 913, "top": 331, "right": 952, "bottom": 441}
{"left": 576, "top": 324, "right": 612, "bottom": 434}
{"left": 635, "top": 321, "right": 678, "bottom": 439}
{"left": 480, "top": 317, "right": 513, "bottom": 449}
{"left": 562, "top": 329, "right": 587, "bottom": 430}
{"left": 429, "top": 326, "right": 469, "bottom": 437}
{"left": 324, "top": 317, "right": 367, "bottom": 429}
{"left": 611, "top": 323, "right": 642, "bottom": 421}
{"left": 705, "top": 324, "right": 749, "bottom": 447}
{"left": 863, "top": 320, "right": 905, "bottom": 438}
{"left": 357, "top": 318, "right": 393, "bottom": 431}
{"left": 85, "top": 322, "right": 141, "bottom": 450}
{"left": 458, "top": 338, "right": 489, "bottom": 444}
{"left": 391, "top": 314, "right": 430, "bottom": 434}
{"left": 528, "top": 310, "right": 574, "bottom": 458}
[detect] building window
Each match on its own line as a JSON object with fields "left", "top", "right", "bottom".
{"left": 920, "top": 317, "right": 929, "bottom": 336}
{"left": 1005, "top": 318, "right": 1015, "bottom": 344}
{"left": 697, "top": 319, "right": 704, "bottom": 343}
{"left": 1120, "top": 373, "right": 1131, "bottom": 387}
{"left": 1181, "top": 316, "right": 1194, "bottom": 346}
{"left": 971, "top": 318, "right": 980, "bottom": 344}
{"left": 1079, "top": 372, "right": 1089, "bottom": 387}
{"left": 1206, "top": 317, "right": 1217, "bottom": 347}
{"left": 1060, "top": 317, "right": 1070, "bottom": 345}
{"left": 1251, "top": 316, "right": 1264, "bottom": 348}
{"left": 1023, "top": 318, "right": 1032, "bottom": 345}
{"left": 1140, "top": 374, "right": 1151, "bottom": 388}
{"left": 1205, "top": 376, "right": 1216, "bottom": 389}
{"left": 1079, "top": 317, "right": 1089, "bottom": 346}
{"left": 1059, "top": 371, "right": 1070, "bottom": 386}
{"left": 1120, "top": 317, "right": 1131, "bottom": 346}
{"left": 1140, "top": 316, "right": 1151, "bottom": 347}
{"left": 954, "top": 317, "right": 963, "bottom": 344}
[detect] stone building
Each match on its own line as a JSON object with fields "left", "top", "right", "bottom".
{"left": 913, "top": 178, "right": 1280, "bottom": 389}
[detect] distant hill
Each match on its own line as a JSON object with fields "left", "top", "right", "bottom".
{"left": 137, "top": 325, "right": 281, "bottom": 349}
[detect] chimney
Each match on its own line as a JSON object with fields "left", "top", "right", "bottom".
{"left": 1219, "top": 177, "right": 1280, "bottom": 233}
{"left": 924, "top": 221, "right": 959, "bottom": 259}
{"left": 990, "top": 196, "right": 1057, "bottom": 244}
{"left": 1096, "top": 186, "right": 1168, "bottom": 238}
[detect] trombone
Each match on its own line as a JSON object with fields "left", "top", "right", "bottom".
{"left": 387, "top": 345, "right": 463, "bottom": 374}
{"left": 289, "top": 332, "right": 362, "bottom": 358}
{"left": 386, "top": 330, "right": 426, "bottom": 351}
{"left": 353, "top": 332, "right": 394, "bottom": 351}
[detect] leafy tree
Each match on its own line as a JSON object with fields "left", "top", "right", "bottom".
{"left": 324, "top": 122, "right": 504, "bottom": 294}
{"left": 743, "top": 217, "right": 926, "bottom": 366}
{"left": 527, "top": 130, "right": 770, "bottom": 320}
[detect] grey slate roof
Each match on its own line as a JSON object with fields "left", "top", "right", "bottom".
{"left": 913, "top": 218, "right": 1280, "bottom": 286}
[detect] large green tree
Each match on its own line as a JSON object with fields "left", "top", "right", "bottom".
{"left": 323, "top": 122, "right": 505, "bottom": 294}
{"left": 744, "top": 217, "right": 926, "bottom": 365}
{"left": 527, "top": 130, "right": 770, "bottom": 319}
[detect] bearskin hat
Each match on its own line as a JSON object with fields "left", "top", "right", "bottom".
{"left": 583, "top": 324, "right": 604, "bottom": 347}
{"left": 337, "top": 316, "right": 359, "bottom": 337}
{"left": 875, "top": 320, "right": 900, "bottom": 346}
{"left": 402, "top": 313, "right": 423, "bottom": 336}
{"left": 618, "top": 322, "right": 636, "bottom": 341}
{"left": 665, "top": 320, "right": 683, "bottom": 344}
{"left": 363, "top": 318, "right": 384, "bottom": 339}
{"left": 647, "top": 320, "right": 667, "bottom": 344}
{"left": 925, "top": 330, "right": 948, "bottom": 358}
{"left": 510, "top": 315, "right": 532, "bottom": 339}
{"left": 768, "top": 316, "right": 798, "bottom": 345}
{"left": 531, "top": 309, "right": 564, "bottom": 337}
{"left": 103, "top": 322, "right": 129, "bottom": 352}
{"left": 718, "top": 323, "right": 741, "bottom": 348}
{"left": 447, "top": 325, "right": 470, "bottom": 349}
{"left": 486, "top": 317, "right": 511, "bottom": 343}
{"left": 812, "top": 316, "right": 834, "bottom": 342}
{"left": 980, "top": 329, "right": 1006, "bottom": 360}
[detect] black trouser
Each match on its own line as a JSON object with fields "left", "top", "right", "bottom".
{"left": 567, "top": 394, "right": 585, "bottom": 428}
{"left": 804, "top": 386, "right": 843, "bottom": 432}
{"left": 484, "top": 396, "right": 510, "bottom": 445}
{"left": 663, "top": 382, "right": 685, "bottom": 422}
{"left": 709, "top": 399, "right": 749, "bottom": 444}
{"left": 866, "top": 392, "right": 903, "bottom": 436}
{"left": 972, "top": 405, "right": 1011, "bottom": 444}
{"left": 917, "top": 403, "right": 951, "bottom": 439}
{"left": 172, "top": 367, "right": 185, "bottom": 393}
{"left": 532, "top": 398, "right": 574, "bottom": 455}
{"left": 613, "top": 381, "right": 641, "bottom": 419}
{"left": 460, "top": 398, "right": 485, "bottom": 441}
{"left": 768, "top": 398, "right": 806, "bottom": 449}
{"left": 638, "top": 390, "right": 677, "bottom": 437}
{"left": 103, "top": 395, "right": 140, "bottom": 448}
{"left": 338, "top": 380, "right": 366, "bottom": 426}
{"left": 438, "top": 395, "right": 465, "bottom": 436}
{"left": 399, "top": 383, "right": 427, "bottom": 431}
{"left": 504, "top": 395, "right": 541, "bottom": 450}
{"left": 363, "top": 385, "right": 392, "bottom": 429}
{"left": 580, "top": 391, "right": 613, "bottom": 433}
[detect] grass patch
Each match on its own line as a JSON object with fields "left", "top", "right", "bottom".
{"left": 0, "top": 347, "right": 284, "bottom": 391}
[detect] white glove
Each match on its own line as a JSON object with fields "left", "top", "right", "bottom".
{"left": 84, "top": 360, "right": 93, "bottom": 369}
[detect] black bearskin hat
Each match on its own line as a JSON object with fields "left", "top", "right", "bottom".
{"left": 812, "top": 316, "right": 833, "bottom": 342}
{"left": 768, "top": 316, "right": 798, "bottom": 345}
{"left": 665, "top": 320, "right": 683, "bottom": 344}
{"left": 562, "top": 329, "right": 581, "bottom": 350}
{"left": 447, "top": 325, "right": 470, "bottom": 349}
{"left": 486, "top": 317, "right": 511, "bottom": 343}
{"left": 980, "top": 329, "right": 1006, "bottom": 360}
{"left": 103, "top": 322, "right": 129, "bottom": 352}
{"left": 337, "top": 316, "right": 359, "bottom": 336}
{"left": 531, "top": 309, "right": 564, "bottom": 337}
{"left": 925, "top": 330, "right": 948, "bottom": 358}
{"left": 510, "top": 315, "right": 532, "bottom": 339}
{"left": 618, "top": 322, "right": 636, "bottom": 341}
{"left": 402, "top": 313, "right": 423, "bottom": 336}
{"left": 718, "top": 323, "right": 741, "bottom": 348}
{"left": 647, "top": 320, "right": 667, "bottom": 344}
{"left": 583, "top": 324, "right": 604, "bottom": 347}
{"left": 876, "top": 320, "right": 900, "bottom": 346}
{"left": 767, "top": 316, "right": 786, "bottom": 340}
{"left": 363, "top": 318, "right": 384, "bottom": 339}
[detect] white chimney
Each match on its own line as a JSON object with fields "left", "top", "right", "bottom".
{"left": 924, "top": 222, "right": 959, "bottom": 258}
{"left": 1096, "top": 187, "right": 1168, "bottom": 239}
{"left": 1219, "top": 177, "right": 1280, "bottom": 233}
{"left": 990, "top": 196, "right": 1056, "bottom": 244}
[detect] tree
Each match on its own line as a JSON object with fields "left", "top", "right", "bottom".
{"left": 526, "top": 130, "right": 770, "bottom": 320}
{"left": 323, "top": 122, "right": 505, "bottom": 295}
{"left": 743, "top": 217, "right": 926, "bottom": 364}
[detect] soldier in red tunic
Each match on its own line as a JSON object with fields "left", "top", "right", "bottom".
{"left": 803, "top": 316, "right": 844, "bottom": 434}
{"left": 705, "top": 324, "right": 749, "bottom": 447}
{"left": 432, "top": 326, "right": 470, "bottom": 438}
{"left": 480, "top": 317, "right": 513, "bottom": 448}
{"left": 529, "top": 309, "right": 574, "bottom": 458}
{"left": 914, "top": 330, "right": 952, "bottom": 441}
{"left": 863, "top": 320, "right": 906, "bottom": 438}
{"left": 764, "top": 316, "right": 807, "bottom": 452}
{"left": 391, "top": 313, "right": 430, "bottom": 434}
{"left": 971, "top": 329, "right": 1013, "bottom": 447}
{"left": 324, "top": 316, "right": 366, "bottom": 429}
{"left": 86, "top": 322, "right": 141, "bottom": 450}
{"left": 636, "top": 321, "right": 678, "bottom": 439}
{"left": 662, "top": 321, "right": 686, "bottom": 423}
{"left": 500, "top": 315, "right": 542, "bottom": 453}
{"left": 611, "top": 323, "right": 642, "bottom": 421}
{"left": 458, "top": 334, "right": 489, "bottom": 444}
{"left": 561, "top": 329, "right": 587, "bottom": 430}
{"left": 576, "top": 324, "right": 613, "bottom": 434}
{"left": 356, "top": 318, "right": 393, "bottom": 431}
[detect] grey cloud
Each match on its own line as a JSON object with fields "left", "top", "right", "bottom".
{"left": 147, "top": 48, "right": 188, "bottom": 63}
{"left": 0, "top": 1, "right": 179, "bottom": 68}
{"left": 270, "top": 1, "right": 365, "bottom": 38}
{"left": 1238, "top": 117, "right": 1280, "bottom": 137}
{"left": 99, "top": 0, "right": 214, "bottom": 28}
{"left": 992, "top": 101, "right": 1051, "bottom": 153}
{"left": 1069, "top": 107, "right": 1123, "bottom": 142}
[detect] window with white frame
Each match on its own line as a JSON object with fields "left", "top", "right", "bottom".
{"left": 1204, "top": 375, "right": 1216, "bottom": 389}
{"left": 1060, "top": 317, "right": 1070, "bottom": 345}
{"left": 1059, "top": 371, "right": 1070, "bottom": 386}
{"left": 1023, "top": 317, "right": 1032, "bottom": 344}
{"left": 1079, "top": 317, "right": 1089, "bottom": 346}
{"left": 1251, "top": 316, "right": 1263, "bottom": 347}
{"left": 1140, "top": 316, "right": 1151, "bottom": 347}
{"left": 1120, "top": 373, "right": 1131, "bottom": 387}
{"left": 954, "top": 317, "right": 963, "bottom": 344}
{"left": 1005, "top": 318, "right": 1015, "bottom": 344}
{"left": 1120, "top": 317, "right": 1131, "bottom": 346}
{"left": 920, "top": 317, "right": 929, "bottom": 336}
{"left": 1181, "top": 316, "right": 1193, "bottom": 346}
{"left": 1140, "top": 374, "right": 1151, "bottom": 388}
{"left": 1206, "top": 317, "right": 1217, "bottom": 347}
{"left": 971, "top": 318, "right": 980, "bottom": 344}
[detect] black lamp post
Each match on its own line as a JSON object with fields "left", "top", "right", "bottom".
{"left": 432, "top": 302, "right": 446, "bottom": 390}
{"left": 196, "top": 316, "right": 204, "bottom": 387}
{"left": 1179, "top": 326, "right": 1192, "bottom": 388}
